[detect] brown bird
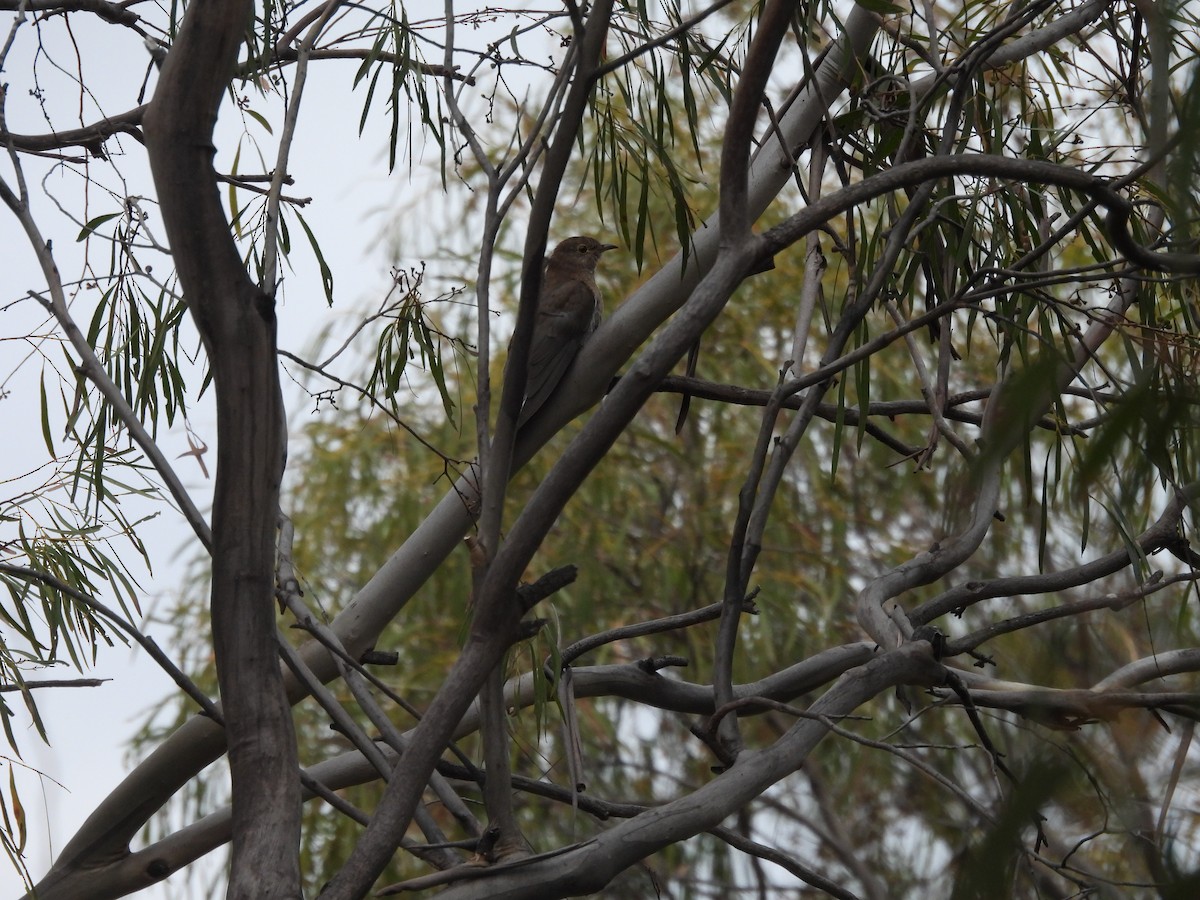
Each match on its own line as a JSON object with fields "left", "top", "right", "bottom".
{"left": 516, "top": 235, "right": 617, "bottom": 427}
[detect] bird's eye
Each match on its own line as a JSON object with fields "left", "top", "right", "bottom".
{"left": 578, "top": 245, "right": 587, "bottom": 253}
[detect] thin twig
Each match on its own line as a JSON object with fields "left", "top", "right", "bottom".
{"left": 261, "top": 1, "right": 337, "bottom": 294}
{"left": 0, "top": 99, "right": 213, "bottom": 551}
{"left": 0, "top": 562, "right": 220, "bottom": 720}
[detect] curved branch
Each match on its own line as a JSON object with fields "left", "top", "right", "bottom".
{"left": 315, "top": 5, "right": 621, "bottom": 890}
{"left": 242, "top": 46, "right": 475, "bottom": 83}
{"left": 141, "top": 1, "right": 300, "bottom": 895}
{"left": 910, "top": 483, "right": 1199, "bottom": 625}
{"left": 64, "top": 642, "right": 881, "bottom": 891}
{"left": 760, "top": 154, "right": 1198, "bottom": 278}
{"left": 951, "top": 686, "right": 1200, "bottom": 728}
{"left": 0, "top": 105, "right": 146, "bottom": 155}
{"left": 946, "top": 571, "right": 1200, "bottom": 655}
{"left": 710, "top": 0, "right": 816, "bottom": 750}
{"left": 0, "top": 0, "right": 141, "bottom": 27}
{"left": 430, "top": 644, "right": 944, "bottom": 900}
{"left": 1094, "top": 649, "right": 1200, "bottom": 691}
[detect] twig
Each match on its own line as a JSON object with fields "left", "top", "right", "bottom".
{"left": 0, "top": 678, "right": 107, "bottom": 691}
{"left": 0, "top": 91, "right": 212, "bottom": 550}
{"left": 0, "top": 562, "right": 220, "bottom": 720}
{"left": 261, "top": 1, "right": 337, "bottom": 294}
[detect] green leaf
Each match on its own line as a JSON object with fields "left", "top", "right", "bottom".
{"left": 294, "top": 210, "right": 334, "bottom": 306}
{"left": 229, "top": 141, "right": 243, "bottom": 238}
{"left": 244, "top": 108, "right": 273, "bottom": 134}
{"left": 38, "top": 376, "right": 54, "bottom": 457}
{"left": 76, "top": 213, "right": 120, "bottom": 242}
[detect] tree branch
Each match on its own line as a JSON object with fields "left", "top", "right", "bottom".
{"left": 141, "top": 2, "right": 300, "bottom": 895}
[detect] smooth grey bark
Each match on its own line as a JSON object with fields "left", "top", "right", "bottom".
{"left": 430, "top": 643, "right": 945, "bottom": 900}
{"left": 140, "top": 2, "right": 301, "bottom": 898}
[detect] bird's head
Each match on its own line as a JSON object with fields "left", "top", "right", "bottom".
{"left": 549, "top": 235, "right": 618, "bottom": 271}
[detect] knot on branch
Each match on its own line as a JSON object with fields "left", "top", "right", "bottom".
{"left": 910, "top": 624, "right": 946, "bottom": 659}
{"left": 515, "top": 564, "right": 578, "bottom": 613}
{"left": 360, "top": 649, "right": 399, "bottom": 666}
{"left": 636, "top": 655, "right": 689, "bottom": 674}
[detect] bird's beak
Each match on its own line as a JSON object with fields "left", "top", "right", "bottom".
{"left": 600, "top": 243, "right": 618, "bottom": 253}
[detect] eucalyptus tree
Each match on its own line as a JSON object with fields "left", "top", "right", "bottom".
{"left": 3, "top": 1, "right": 1200, "bottom": 898}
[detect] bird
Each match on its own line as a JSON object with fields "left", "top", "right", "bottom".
{"left": 515, "top": 235, "right": 617, "bottom": 427}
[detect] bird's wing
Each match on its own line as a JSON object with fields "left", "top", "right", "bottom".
{"left": 517, "top": 279, "right": 599, "bottom": 427}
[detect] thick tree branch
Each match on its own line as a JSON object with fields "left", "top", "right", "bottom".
{"left": 428, "top": 644, "right": 945, "bottom": 899}
{"left": 55, "top": 642, "right": 878, "bottom": 893}
{"left": 713, "top": 1, "right": 805, "bottom": 743}
{"left": 0, "top": 105, "right": 146, "bottom": 155}
{"left": 141, "top": 2, "right": 300, "bottom": 896}
{"left": 910, "top": 482, "right": 1198, "bottom": 625}
{"left": 0, "top": 0, "right": 141, "bottom": 26}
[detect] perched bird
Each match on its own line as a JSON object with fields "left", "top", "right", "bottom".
{"left": 516, "top": 235, "right": 617, "bottom": 427}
